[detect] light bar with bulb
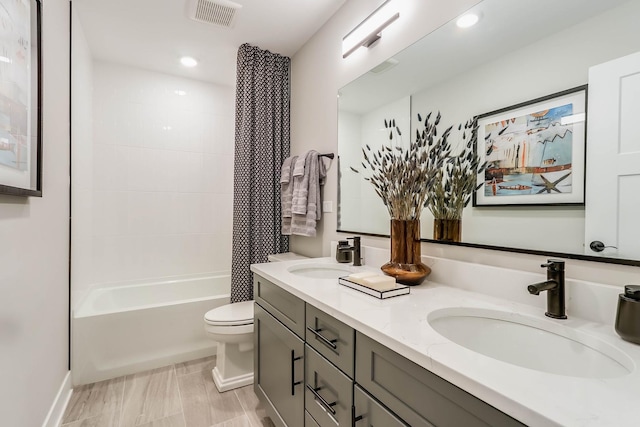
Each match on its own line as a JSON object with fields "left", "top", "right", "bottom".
{"left": 342, "top": 0, "right": 399, "bottom": 59}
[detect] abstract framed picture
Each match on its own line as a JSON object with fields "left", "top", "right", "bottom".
{"left": 473, "top": 85, "right": 587, "bottom": 207}
{"left": 0, "top": 0, "right": 42, "bottom": 197}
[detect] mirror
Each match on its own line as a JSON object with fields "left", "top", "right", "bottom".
{"left": 338, "top": 0, "right": 640, "bottom": 264}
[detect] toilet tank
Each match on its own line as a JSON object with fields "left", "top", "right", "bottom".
{"left": 267, "top": 252, "right": 308, "bottom": 262}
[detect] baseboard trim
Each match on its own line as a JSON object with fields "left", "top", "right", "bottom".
{"left": 42, "top": 371, "right": 72, "bottom": 427}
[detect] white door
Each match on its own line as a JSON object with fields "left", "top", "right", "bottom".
{"left": 585, "top": 51, "right": 640, "bottom": 258}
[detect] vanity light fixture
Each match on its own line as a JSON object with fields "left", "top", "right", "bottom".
{"left": 342, "top": 0, "right": 399, "bottom": 59}
{"left": 456, "top": 13, "right": 479, "bottom": 28}
{"left": 180, "top": 56, "right": 198, "bottom": 67}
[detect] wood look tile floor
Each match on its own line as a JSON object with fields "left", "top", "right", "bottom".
{"left": 62, "top": 356, "right": 274, "bottom": 427}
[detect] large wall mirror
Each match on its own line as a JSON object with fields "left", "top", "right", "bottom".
{"left": 338, "top": 0, "right": 640, "bottom": 265}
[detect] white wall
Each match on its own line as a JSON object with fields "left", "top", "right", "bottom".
{"left": 0, "top": 0, "right": 70, "bottom": 425}
{"left": 79, "top": 62, "right": 234, "bottom": 288}
{"left": 71, "top": 6, "right": 94, "bottom": 311}
{"left": 290, "top": 0, "right": 640, "bottom": 286}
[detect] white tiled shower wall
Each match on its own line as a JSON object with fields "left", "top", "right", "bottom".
{"left": 73, "top": 62, "right": 234, "bottom": 303}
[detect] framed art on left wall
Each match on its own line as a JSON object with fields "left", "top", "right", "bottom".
{"left": 0, "top": 0, "right": 42, "bottom": 197}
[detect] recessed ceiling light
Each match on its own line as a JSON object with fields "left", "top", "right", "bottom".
{"left": 174, "top": 90, "right": 187, "bottom": 96}
{"left": 456, "top": 13, "right": 479, "bottom": 28}
{"left": 0, "top": 56, "right": 12, "bottom": 64}
{"left": 180, "top": 56, "right": 198, "bottom": 67}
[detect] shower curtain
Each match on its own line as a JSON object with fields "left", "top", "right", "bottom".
{"left": 231, "top": 43, "right": 291, "bottom": 303}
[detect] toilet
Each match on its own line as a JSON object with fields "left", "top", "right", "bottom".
{"left": 204, "top": 252, "right": 307, "bottom": 392}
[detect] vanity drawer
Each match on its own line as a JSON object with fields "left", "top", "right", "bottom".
{"left": 254, "top": 274, "right": 305, "bottom": 338}
{"left": 305, "top": 344, "right": 353, "bottom": 427}
{"left": 355, "top": 332, "right": 525, "bottom": 427}
{"left": 305, "top": 304, "right": 355, "bottom": 377}
{"left": 354, "top": 384, "right": 409, "bottom": 427}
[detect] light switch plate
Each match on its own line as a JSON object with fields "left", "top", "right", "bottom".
{"left": 323, "top": 201, "right": 333, "bottom": 213}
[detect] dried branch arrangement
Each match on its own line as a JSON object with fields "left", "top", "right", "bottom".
{"left": 427, "top": 117, "right": 487, "bottom": 220}
{"left": 350, "top": 112, "right": 452, "bottom": 220}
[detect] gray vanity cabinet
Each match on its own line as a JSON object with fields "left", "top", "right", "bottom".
{"left": 254, "top": 275, "right": 306, "bottom": 427}
{"left": 253, "top": 273, "right": 525, "bottom": 427}
{"left": 355, "top": 332, "right": 526, "bottom": 427}
{"left": 305, "top": 304, "right": 355, "bottom": 377}
{"left": 354, "top": 384, "right": 408, "bottom": 427}
{"left": 304, "top": 345, "right": 353, "bottom": 426}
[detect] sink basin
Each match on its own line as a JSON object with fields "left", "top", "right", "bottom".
{"left": 428, "top": 308, "right": 633, "bottom": 378}
{"left": 287, "top": 263, "right": 355, "bottom": 279}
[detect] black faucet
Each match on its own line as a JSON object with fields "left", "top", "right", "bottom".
{"left": 527, "top": 259, "right": 566, "bottom": 319}
{"left": 338, "top": 237, "right": 362, "bottom": 266}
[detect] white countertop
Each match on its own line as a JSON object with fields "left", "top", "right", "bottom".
{"left": 250, "top": 256, "right": 640, "bottom": 427}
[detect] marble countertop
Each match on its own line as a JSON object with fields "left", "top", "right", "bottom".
{"left": 250, "top": 256, "right": 640, "bottom": 427}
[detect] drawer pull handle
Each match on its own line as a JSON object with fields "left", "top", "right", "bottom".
{"left": 290, "top": 350, "right": 302, "bottom": 396}
{"left": 307, "top": 327, "right": 338, "bottom": 350}
{"left": 306, "top": 384, "right": 337, "bottom": 415}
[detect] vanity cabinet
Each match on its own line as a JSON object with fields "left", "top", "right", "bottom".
{"left": 253, "top": 273, "right": 524, "bottom": 427}
{"left": 254, "top": 276, "right": 306, "bottom": 427}
{"left": 304, "top": 344, "right": 353, "bottom": 426}
{"left": 354, "top": 384, "right": 407, "bottom": 426}
{"left": 355, "top": 332, "right": 525, "bottom": 427}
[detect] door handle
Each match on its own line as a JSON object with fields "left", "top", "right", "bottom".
{"left": 306, "top": 384, "right": 337, "bottom": 415}
{"left": 306, "top": 326, "right": 338, "bottom": 350}
{"left": 589, "top": 240, "right": 618, "bottom": 252}
{"left": 290, "top": 350, "right": 302, "bottom": 396}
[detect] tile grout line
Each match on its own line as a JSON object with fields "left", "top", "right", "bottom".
{"left": 172, "top": 363, "right": 188, "bottom": 427}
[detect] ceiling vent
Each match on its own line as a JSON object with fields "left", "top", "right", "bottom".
{"left": 187, "top": 0, "right": 242, "bottom": 28}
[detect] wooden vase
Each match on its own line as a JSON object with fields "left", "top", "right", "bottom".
{"left": 433, "top": 218, "right": 462, "bottom": 242}
{"left": 381, "top": 219, "right": 431, "bottom": 286}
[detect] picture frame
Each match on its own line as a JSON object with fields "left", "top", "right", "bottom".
{"left": 473, "top": 85, "right": 587, "bottom": 207}
{"left": 0, "top": 0, "right": 42, "bottom": 197}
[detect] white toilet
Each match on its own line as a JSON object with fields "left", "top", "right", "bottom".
{"left": 204, "top": 252, "right": 307, "bottom": 392}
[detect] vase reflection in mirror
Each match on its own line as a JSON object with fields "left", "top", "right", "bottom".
{"left": 433, "top": 218, "right": 462, "bottom": 242}
{"left": 381, "top": 219, "right": 431, "bottom": 285}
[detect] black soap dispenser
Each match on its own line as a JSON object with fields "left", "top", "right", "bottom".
{"left": 335, "top": 240, "right": 352, "bottom": 263}
{"left": 615, "top": 285, "right": 640, "bottom": 344}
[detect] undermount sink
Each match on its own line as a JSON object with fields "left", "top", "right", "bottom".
{"left": 286, "top": 263, "right": 355, "bottom": 279}
{"left": 428, "top": 308, "right": 633, "bottom": 378}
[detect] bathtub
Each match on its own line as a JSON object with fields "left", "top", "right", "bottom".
{"left": 72, "top": 274, "right": 230, "bottom": 386}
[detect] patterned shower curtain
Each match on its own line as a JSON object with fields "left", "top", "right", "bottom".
{"left": 231, "top": 43, "right": 291, "bottom": 303}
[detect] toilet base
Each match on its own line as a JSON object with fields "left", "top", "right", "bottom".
{"left": 211, "top": 341, "right": 254, "bottom": 392}
{"left": 212, "top": 367, "right": 253, "bottom": 392}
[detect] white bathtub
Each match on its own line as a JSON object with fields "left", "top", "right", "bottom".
{"left": 72, "top": 274, "right": 230, "bottom": 386}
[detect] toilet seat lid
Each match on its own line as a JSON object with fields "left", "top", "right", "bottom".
{"left": 204, "top": 301, "right": 254, "bottom": 326}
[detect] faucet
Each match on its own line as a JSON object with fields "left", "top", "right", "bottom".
{"left": 527, "top": 259, "right": 566, "bottom": 319}
{"left": 338, "top": 237, "right": 362, "bottom": 266}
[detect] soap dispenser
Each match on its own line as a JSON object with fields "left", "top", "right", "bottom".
{"left": 336, "top": 241, "right": 352, "bottom": 263}
{"left": 615, "top": 285, "right": 640, "bottom": 344}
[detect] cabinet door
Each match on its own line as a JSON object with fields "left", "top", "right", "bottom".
{"left": 354, "top": 385, "right": 411, "bottom": 427}
{"left": 305, "top": 345, "right": 353, "bottom": 427}
{"left": 254, "top": 303, "right": 304, "bottom": 427}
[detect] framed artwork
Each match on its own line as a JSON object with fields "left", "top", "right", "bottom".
{"left": 0, "top": 0, "right": 42, "bottom": 197}
{"left": 473, "top": 85, "right": 587, "bottom": 207}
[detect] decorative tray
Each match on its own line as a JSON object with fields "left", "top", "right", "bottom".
{"left": 338, "top": 277, "right": 410, "bottom": 299}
